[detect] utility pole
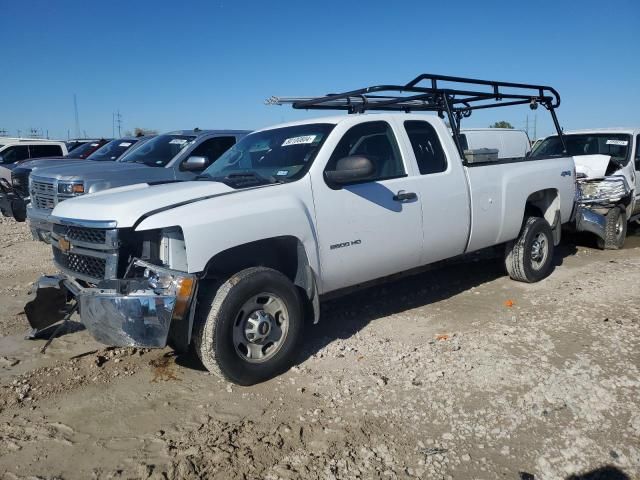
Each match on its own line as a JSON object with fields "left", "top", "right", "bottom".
{"left": 525, "top": 115, "right": 529, "bottom": 138}
{"left": 73, "top": 94, "right": 81, "bottom": 138}
{"left": 115, "top": 110, "right": 122, "bottom": 137}
{"left": 112, "top": 112, "right": 115, "bottom": 138}
{"left": 533, "top": 114, "right": 537, "bottom": 140}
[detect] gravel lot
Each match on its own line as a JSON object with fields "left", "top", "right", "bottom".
{"left": 0, "top": 217, "right": 638, "bottom": 480}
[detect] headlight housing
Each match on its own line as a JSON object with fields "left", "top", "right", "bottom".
{"left": 577, "top": 176, "right": 630, "bottom": 205}
{"left": 135, "top": 260, "right": 196, "bottom": 321}
{"left": 58, "top": 182, "right": 84, "bottom": 195}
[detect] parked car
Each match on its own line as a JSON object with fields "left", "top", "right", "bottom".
{"left": 532, "top": 128, "right": 640, "bottom": 249}
{"left": 0, "top": 139, "right": 107, "bottom": 185}
{"left": 26, "top": 129, "right": 249, "bottom": 241}
{"left": 25, "top": 74, "right": 575, "bottom": 385}
{"left": 459, "top": 128, "right": 531, "bottom": 159}
{"left": 0, "top": 140, "right": 68, "bottom": 171}
{"left": 66, "top": 139, "right": 104, "bottom": 152}
{"left": 0, "top": 137, "right": 148, "bottom": 222}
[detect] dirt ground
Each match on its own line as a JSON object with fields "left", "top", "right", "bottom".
{"left": 0, "top": 216, "right": 638, "bottom": 480}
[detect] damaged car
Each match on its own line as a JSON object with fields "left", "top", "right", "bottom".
{"left": 531, "top": 129, "right": 640, "bottom": 249}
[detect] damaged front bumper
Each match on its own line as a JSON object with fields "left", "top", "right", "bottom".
{"left": 25, "top": 259, "right": 197, "bottom": 349}
{"left": 574, "top": 175, "right": 631, "bottom": 240}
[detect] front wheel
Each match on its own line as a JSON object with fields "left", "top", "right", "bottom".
{"left": 193, "top": 267, "right": 304, "bottom": 385}
{"left": 505, "top": 216, "right": 554, "bottom": 283}
{"left": 596, "top": 207, "right": 626, "bottom": 250}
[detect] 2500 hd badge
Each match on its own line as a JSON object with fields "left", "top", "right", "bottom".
{"left": 330, "top": 239, "right": 362, "bottom": 250}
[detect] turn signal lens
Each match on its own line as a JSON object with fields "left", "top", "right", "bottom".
{"left": 72, "top": 184, "right": 84, "bottom": 193}
{"left": 173, "top": 277, "right": 196, "bottom": 320}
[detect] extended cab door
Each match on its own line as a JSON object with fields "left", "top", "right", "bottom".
{"left": 312, "top": 120, "right": 424, "bottom": 293}
{"left": 399, "top": 119, "right": 470, "bottom": 264}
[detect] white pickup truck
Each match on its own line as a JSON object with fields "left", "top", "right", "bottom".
{"left": 533, "top": 128, "right": 640, "bottom": 249}
{"left": 25, "top": 74, "right": 576, "bottom": 385}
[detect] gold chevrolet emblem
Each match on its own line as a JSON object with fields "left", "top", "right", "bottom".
{"left": 58, "top": 237, "right": 71, "bottom": 253}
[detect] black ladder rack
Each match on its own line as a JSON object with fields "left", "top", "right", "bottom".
{"left": 266, "top": 73, "right": 567, "bottom": 156}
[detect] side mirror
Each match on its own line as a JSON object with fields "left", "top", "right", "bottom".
{"left": 183, "top": 155, "right": 210, "bottom": 171}
{"left": 0, "top": 155, "right": 4, "bottom": 164}
{"left": 324, "top": 155, "right": 375, "bottom": 186}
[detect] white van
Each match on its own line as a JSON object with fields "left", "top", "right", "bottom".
{"left": 459, "top": 128, "right": 531, "bottom": 159}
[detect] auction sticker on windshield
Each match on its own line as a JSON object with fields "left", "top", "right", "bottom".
{"left": 282, "top": 135, "right": 317, "bottom": 146}
{"left": 606, "top": 140, "right": 628, "bottom": 146}
{"left": 169, "top": 139, "right": 187, "bottom": 145}
{"left": 119, "top": 142, "right": 132, "bottom": 147}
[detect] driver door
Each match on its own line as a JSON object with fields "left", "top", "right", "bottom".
{"left": 312, "top": 120, "right": 424, "bottom": 293}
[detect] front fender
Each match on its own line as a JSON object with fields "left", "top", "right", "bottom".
{"left": 134, "top": 178, "right": 321, "bottom": 277}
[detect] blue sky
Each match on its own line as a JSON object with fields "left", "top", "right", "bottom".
{"left": 1, "top": 0, "right": 638, "bottom": 140}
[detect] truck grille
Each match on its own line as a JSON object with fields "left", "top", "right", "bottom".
{"left": 52, "top": 224, "right": 106, "bottom": 244}
{"left": 31, "top": 180, "right": 56, "bottom": 212}
{"left": 53, "top": 247, "right": 106, "bottom": 281}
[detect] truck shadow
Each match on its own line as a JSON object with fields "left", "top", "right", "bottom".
{"left": 298, "top": 242, "right": 578, "bottom": 363}
{"left": 565, "top": 465, "right": 630, "bottom": 480}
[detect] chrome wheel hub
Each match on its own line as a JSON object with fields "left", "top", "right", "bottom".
{"left": 531, "top": 232, "right": 549, "bottom": 270}
{"left": 232, "top": 293, "right": 289, "bottom": 363}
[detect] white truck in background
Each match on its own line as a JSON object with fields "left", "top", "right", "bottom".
{"left": 25, "top": 74, "right": 576, "bottom": 385}
{"left": 532, "top": 128, "right": 640, "bottom": 249}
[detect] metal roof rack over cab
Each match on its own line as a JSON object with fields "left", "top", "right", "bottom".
{"left": 266, "top": 72, "right": 567, "bottom": 158}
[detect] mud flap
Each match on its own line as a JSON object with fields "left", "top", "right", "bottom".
{"left": 24, "top": 276, "right": 70, "bottom": 332}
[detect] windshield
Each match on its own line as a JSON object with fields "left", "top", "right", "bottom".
{"left": 200, "top": 124, "right": 335, "bottom": 186}
{"left": 68, "top": 141, "right": 102, "bottom": 158}
{"left": 118, "top": 134, "right": 195, "bottom": 167}
{"left": 87, "top": 138, "right": 138, "bottom": 161}
{"left": 532, "top": 133, "right": 632, "bottom": 164}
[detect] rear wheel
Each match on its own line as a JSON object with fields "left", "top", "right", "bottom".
{"left": 597, "top": 207, "right": 626, "bottom": 250}
{"left": 193, "top": 267, "right": 304, "bottom": 385}
{"left": 505, "top": 216, "right": 554, "bottom": 283}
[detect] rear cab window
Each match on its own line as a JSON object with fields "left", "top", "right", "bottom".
{"left": 404, "top": 121, "right": 447, "bottom": 174}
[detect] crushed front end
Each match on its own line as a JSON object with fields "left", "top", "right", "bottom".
{"left": 25, "top": 218, "right": 198, "bottom": 350}
{"left": 574, "top": 175, "right": 632, "bottom": 240}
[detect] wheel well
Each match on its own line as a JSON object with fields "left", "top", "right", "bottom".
{"left": 525, "top": 189, "right": 559, "bottom": 227}
{"left": 201, "top": 236, "right": 315, "bottom": 300}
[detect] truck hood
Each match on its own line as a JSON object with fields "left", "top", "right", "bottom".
{"left": 573, "top": 154, "right": 612, "bottom": 179}
{"left": 51, "top": 180, "right": 236, "bottom": 228}
{"left": 21, "top": 158, "right": 83, "bottom": 173}
{"left": 32, "top": 161, "right": 160, "bottom": 182}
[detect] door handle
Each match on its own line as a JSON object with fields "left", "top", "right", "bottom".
{"left": 393, "top": 190, "right": 417, "bottom": 202}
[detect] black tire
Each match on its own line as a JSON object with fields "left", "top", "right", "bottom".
{"left": 193, "top": 267, "right": 304, "bottom": 385}
{"left": 596, "top": 207, "right": 626, "bottom": 250}
{"left": 505, "top": 216, "right": 554, "bottom": 283}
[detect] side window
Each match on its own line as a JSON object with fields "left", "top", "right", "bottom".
{"left": 404, "top": 121, "right": 447, "bottom": 174}
{"left": 29, "top": 144, "right": 63, "bottom": 158}
{"left": 635, "top": 135, "right": 640, "bottom": 170}
{"left": 326, "top": 121, "right": 404, "bottom": 182}
{"left": 1, "top": 146, "right": 29, "bottom": 164}
{"left": 189, "top": 136, "right": 237, "bottom": 165}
